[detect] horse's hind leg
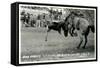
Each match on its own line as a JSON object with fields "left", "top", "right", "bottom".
{"left": 77, "top": 35, "right": 83, "bottom": 49}
{"left": 82, "top": 35, "right": 87, "bottom": 49}
{"left": 82, "top": 27, "right": 90, "bottom": 49}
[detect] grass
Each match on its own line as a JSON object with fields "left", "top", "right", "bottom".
{"left": 20, "top": 27, "right": 95, "bottom": 62}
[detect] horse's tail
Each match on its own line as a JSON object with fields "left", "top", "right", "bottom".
{"left": 88, "top": 25, "right": 95, "bottom": 33}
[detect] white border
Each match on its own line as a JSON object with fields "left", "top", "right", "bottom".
{"left": 19, "top": 4, "right": 97, "bottom": 64}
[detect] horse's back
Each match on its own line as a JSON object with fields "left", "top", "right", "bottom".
{"left": 78, "top": 18, "right": 90, "bottom": 34}
{"left": 79, "top": 18, "right": 89, "bottom": 27}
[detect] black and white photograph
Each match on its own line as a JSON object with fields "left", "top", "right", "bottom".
{"left": 17, "top": 3, "right": 97, "bottom": 64}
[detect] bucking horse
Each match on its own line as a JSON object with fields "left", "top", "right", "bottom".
{"left": 45, "top": 11, "right": 95, "bottom": 49}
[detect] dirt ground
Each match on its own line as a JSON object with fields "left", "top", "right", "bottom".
{"left": 20, "top": 27, "right": 96, "bottom": 62}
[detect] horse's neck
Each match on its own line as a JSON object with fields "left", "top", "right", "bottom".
{"left": 65, "top": 14, "right": 72, "bottom": 22}
{"left": 74, "top": 16, "right": 80, "bottom": 20}
{"left": 72, "top": 17, "right": 80, "bottom": 25}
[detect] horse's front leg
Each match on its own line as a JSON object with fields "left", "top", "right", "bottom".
{"left": 82, "top": 35, "right": 87, "bottom": 49}
{"left": 72, "top": 27, "right": 77, "bottom": 36}
{"left": 68, "top": 25, "right": 74, "bottom": 37}
{"left": 45, "top": 29, "right": 51, "bottom": 41}
{"left": 77, "top": 35, "right": 83, "bottom": 49}
{"left": 63, "top": 30, "right": 68, "bottom": 37}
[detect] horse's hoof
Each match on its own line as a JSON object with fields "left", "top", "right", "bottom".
{"left": 45, "top": 40, "right": 47, "bottom": 42}
{"left": 70, "top": 34, "right": 73, "bottom": 37}
{"left": 74, "top": 33, "right": 78, "bottom": 37}
{"left": 82, "top": 46, "right": 86, "bottom": 49}
{"left": 77, "top": 46, "right": 80, "bottom": 49}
